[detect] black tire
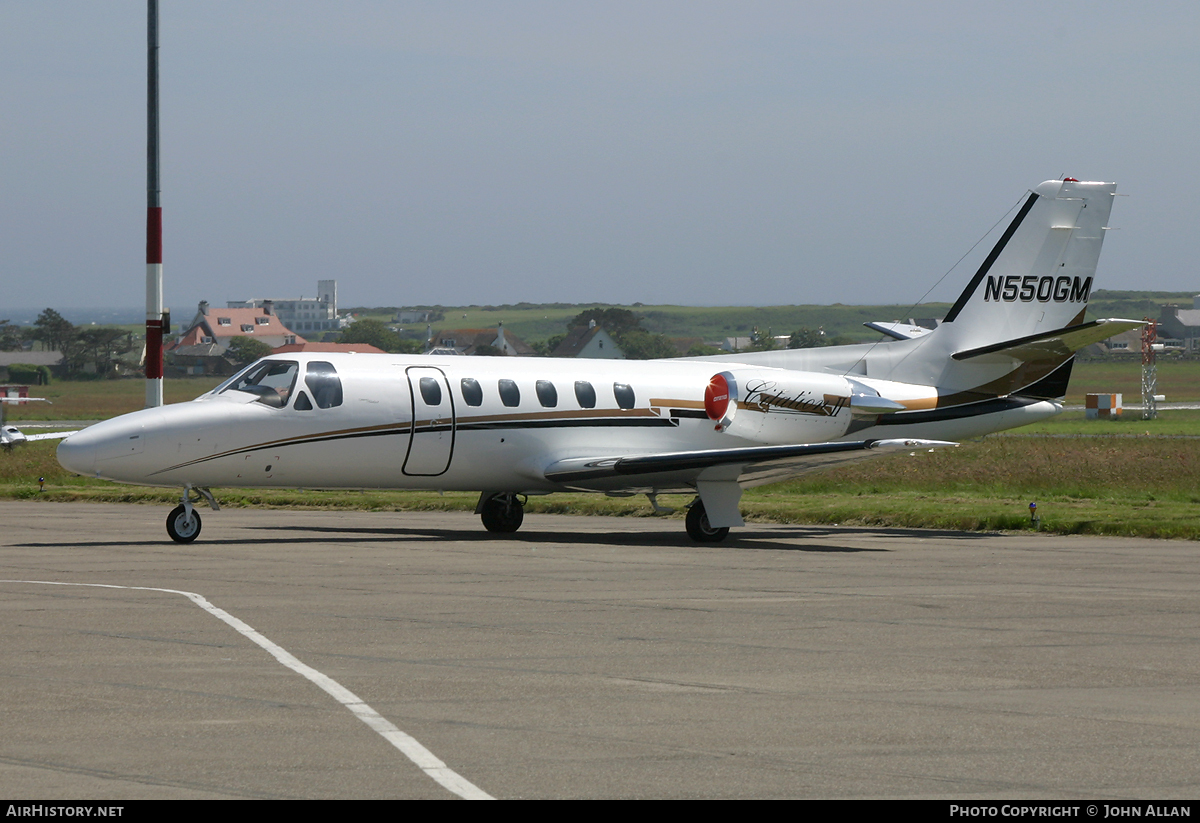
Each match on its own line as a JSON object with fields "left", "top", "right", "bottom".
{"left": 685, "top": 501, "right": 729, "bottom": 543}
{"left": 480, "top": 494, "right": 524, "bottom": 534}
{"left": 166, "top": 504, "right": 202, "bottom": 543}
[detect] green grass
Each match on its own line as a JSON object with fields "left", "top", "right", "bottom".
{"left": 7, "top": 431, "right": 1200, "bottom": 539}
{"left": 357, "top": 302, "right": 957, "bottom": 346}
{"left": 1012, "top": 408, "right": 1200, "bottom": 436}
{"left": 5, "top": 377, "right": 223, "bottom": 421}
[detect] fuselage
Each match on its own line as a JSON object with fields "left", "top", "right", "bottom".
{"left": 56, "top": 351, "right": 1060, "bottom": 496}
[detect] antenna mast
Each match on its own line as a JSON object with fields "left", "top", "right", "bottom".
{"left": 145, "top": 0, "right": 164, "bottom": 408}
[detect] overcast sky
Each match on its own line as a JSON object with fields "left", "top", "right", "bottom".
{"left": 3, "top": 1, "right": 1198, "bottom": 317}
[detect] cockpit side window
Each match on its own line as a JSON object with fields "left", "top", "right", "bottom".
{"left": 219, "top": 360, "right": 299, "bottom": 408}
{"left": 304, "top": 361, "right": 343, "bottom": 409}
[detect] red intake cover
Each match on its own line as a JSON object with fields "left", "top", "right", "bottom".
{"left": 704, "top": 373, "right": 730, "bottom": 420}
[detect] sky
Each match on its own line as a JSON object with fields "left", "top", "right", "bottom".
{"left": 2, "top": 1, "right": 1199, "bottom": 319}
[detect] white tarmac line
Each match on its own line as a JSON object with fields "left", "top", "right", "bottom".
{"left": 1, "top": 580, "right": 494, "bottom": 800}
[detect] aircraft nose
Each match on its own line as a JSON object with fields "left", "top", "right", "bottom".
{"left": 56, "top": 412, "right": 152, "bottom": 478}
{"left": 56, "top": 430, "right": 97, "bottom": 476}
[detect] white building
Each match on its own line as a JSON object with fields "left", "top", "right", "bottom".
{"left": 228, "top": 280, "right": 341, "bottom": 335}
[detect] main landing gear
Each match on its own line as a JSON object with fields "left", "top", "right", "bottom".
{"left": 478, "top": 492, "right": 525, "bottom": 534}
{"left": 166, "top": 486, "right": 220, "bottom": 544}
{"left": 685, "top": 500, "right": 729, "bottom": 543}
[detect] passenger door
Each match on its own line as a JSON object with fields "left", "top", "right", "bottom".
{"left": 403, "top": 366, "right": 455, "bottom": 476}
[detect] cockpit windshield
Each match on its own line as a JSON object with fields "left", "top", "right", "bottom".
{"left": 216, "top": 360, "right": 299, "bottom": 408}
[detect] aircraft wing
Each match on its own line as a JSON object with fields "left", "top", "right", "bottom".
{"left": 952, "top": 318, "right": 1145, "bottom": 362}
{"left": 0, "top": 426, "right": 73, "bottom": 447}
{"left": 21, "top": 430, "right": 74, "bottom": 442}
{"left": 542, "top": 438, "right": 956, "bottom": 492}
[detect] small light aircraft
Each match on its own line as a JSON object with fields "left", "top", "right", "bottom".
{"left": 1, "top": 398, "right": 70, "bottom": 450}
{"left": 57, "top": 178, "right": 1140, "bottom": 543}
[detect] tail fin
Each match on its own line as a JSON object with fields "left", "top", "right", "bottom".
{"left": 939, "top": 179, "right": 1116, "bottom": 351}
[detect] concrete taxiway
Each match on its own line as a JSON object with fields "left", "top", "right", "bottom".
{"left": 1, "top": 501, "right": 1197, "bottom": 799}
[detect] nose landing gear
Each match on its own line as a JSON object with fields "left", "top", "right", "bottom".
{"left": 166, "top": 485, "right": 220, "bottom": 543}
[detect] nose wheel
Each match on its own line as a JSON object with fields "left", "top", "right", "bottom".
{"left": 165, "top": 486, "right": 220, "bottom": 543}
{"left": 166, "top": 504, "right": 202, "bottom": 543}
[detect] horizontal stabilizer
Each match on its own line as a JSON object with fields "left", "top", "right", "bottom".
{"left": 952, "top": 318, "right": 1145, "bottom": 362}
{"left": 543, "top": 438, "right": 956, "bottom": 490}
{"left": 864, "top": 321, "right": 935, "bottom": 341}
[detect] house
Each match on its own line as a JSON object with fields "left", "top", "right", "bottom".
{"left": 551, "top": 322, "right": 625, "bottom": 359}
{"left": 426, "top": 325, "right": 534, "bottom": 356}
{"left": 1157, "top": 298, "right": 1200, "bottom": 351}
{"left": 168, "top": 301, "right": 305, "bottom": 375}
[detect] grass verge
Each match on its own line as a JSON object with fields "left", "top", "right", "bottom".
{"left": 6, "top": 433, "right": 1199, "bottom": 540}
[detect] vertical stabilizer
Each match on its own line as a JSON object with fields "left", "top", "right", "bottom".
{"left": 939, "top": 179, "right": 1116, "bottom": 351}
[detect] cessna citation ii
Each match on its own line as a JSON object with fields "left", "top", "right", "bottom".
{"left": 56, "top": 178, "right": 1140, "bottom": 544}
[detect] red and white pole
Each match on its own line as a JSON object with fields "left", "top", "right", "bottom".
{"left": 145, "top": 0, "right": 164, "bottom": 408}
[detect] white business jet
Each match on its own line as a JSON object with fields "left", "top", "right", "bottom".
{"left": 57, "top": 178, "right": 1140, "bottom": 543}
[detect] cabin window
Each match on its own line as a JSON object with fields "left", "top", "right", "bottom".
{"left": 219, "top": 359, "right": 299, "bottom": 408}
{"left": 419, "top": 377, "right": 442, "bottom": 406}
{"left": 574, "top": 381, "right": 596, "bottom": 409}
{"left": 461, "top": 378, "right": 483, "bottom": 407}
{"left": 613, "top": 382, "right": 635, "bottom": 410}
{"left": 293, "top": 391, "right": 313, "bottom": 411}
{"left": 535, "top": 380, "right": 558, "bottom": 408}
{"left": 498, "top": 379, "right": 520, "bottom": 407}
{"left": 304, "top": 361, "right": 343, "bottom": 409}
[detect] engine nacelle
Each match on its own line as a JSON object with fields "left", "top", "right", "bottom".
{"left": 703, "top": 368, "right": 853, "bottom": 445}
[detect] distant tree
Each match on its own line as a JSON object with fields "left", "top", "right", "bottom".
{"left": 567, "top": 308, "right": 642, "bottom": 337}
{"left": 32, "top": 308, "right": 74, "bottom": 352}
{"left": 618, "top": 329, "right": 679, "bottom": 360}
{"left": 747, "top": 326, "right": 777, "bottom": 352}
{"left": 530, "top": 334, "right": 566, "bottom": 357}
{"left": 562, "top": 308, "right": 678, "bottom": 359}
{"left": 472, "top": 343, "right": 503, "bottom": 357}
{"left": 338, "top": 319, "right": 423, "bottom": 353}
{"left": 226, "top": 337, "right": 274, "bottom": 365}
{"left": 787, "top": 327, "right": 830, "bottom": 349}
{"left": 339, "top": 318, "right": 403, "bottom": 351}
{"left": 60, "top": 327, "right": 132, "bottom": 374}
{"left": 0, "top": 320, "right": 25, "bottom": 351}
{"left": 685, "top": 343, "right": 723, "bottom": 357}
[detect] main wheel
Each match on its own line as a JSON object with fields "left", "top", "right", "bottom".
{"left": 480, "top": 494, "right": 524, "bottom": 534}
{"left": 166, "top": 504, "right": 202, "bottom": 543}
{"left": 685, "top": 501, "right": 729, "bottom": 543}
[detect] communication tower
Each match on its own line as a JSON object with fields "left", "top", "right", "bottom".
{"left": 1141, "top": 318, "right": 1158, "bottom": 420}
